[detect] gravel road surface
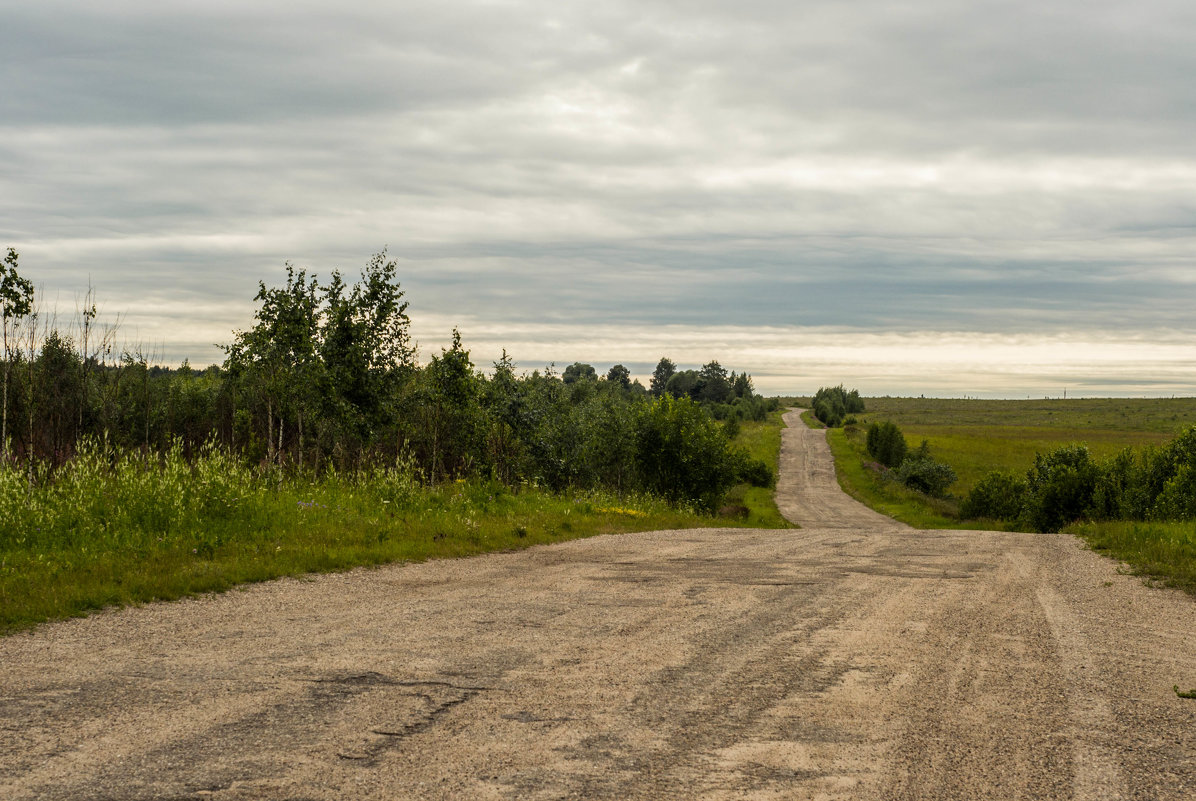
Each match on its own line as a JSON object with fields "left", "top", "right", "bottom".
{"left": 3, "top": 410, "right": 1195, "bottom": 799}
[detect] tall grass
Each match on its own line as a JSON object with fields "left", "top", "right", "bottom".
{"left": 0, "top": 437, "right": 759, "bottom": 635}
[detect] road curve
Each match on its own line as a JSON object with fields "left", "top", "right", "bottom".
{"left": 2, "top": 410, "right": 1195, "bottom": 799}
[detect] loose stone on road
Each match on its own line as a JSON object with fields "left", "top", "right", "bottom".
{"left": 2, "top": 410, "right": 1195, "bottom": 799}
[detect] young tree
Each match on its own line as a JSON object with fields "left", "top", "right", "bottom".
{"left": 419, "top": 329, "right": 482, "bottom": 480}
{"left": 0, "top": 248, "right": 34, "bottom": 458}
{"left": 75, "top": 282, "right": 120, "bottom": 440}
{"left": 698, "top": 360, "right": 731, "bottom": 404}
{"left": 319, "top": 251, "right": 414, "bottom": 449}
{"left": 225, "top": 264, "right": 321, "bottom": 464}
{"left": 665, "top": 369, "right": 698, "bottom": 399}
{"left": 731, "top": 372, "right": 754, "bottom": 399}
{"left": 649, "top": 357, "right": 676, "bottom": 397}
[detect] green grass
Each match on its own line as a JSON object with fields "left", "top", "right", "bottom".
{"left": 857, "top": 397, "right": 1194, "bottom": 498}
{"left": 828, "top": 397, "right": 1196, "bottom": 508}
{"left": 827, "top": 426, "right": 976, "bottom": 529}
{"left": 822, "top": 397, "right": 1196, "bottom": 597}
{"left": 1, "top": 411, "right": 795, "bottom": 635}
{"left": 723, "top": 409, "right": 796, "bottom": 528}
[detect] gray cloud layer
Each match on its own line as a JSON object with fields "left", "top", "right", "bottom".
{"left": 2, "top": 0, "right": 1194, "bottom": 392}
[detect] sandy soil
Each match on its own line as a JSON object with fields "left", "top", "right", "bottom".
{"left": 2, "top": 410, "right": 1195, "bottom": 799}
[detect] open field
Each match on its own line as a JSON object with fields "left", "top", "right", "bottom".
{"left": 859, "top": 397, "right": 1196, "bottom": 496}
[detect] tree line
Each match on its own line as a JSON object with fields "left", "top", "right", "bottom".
{"left": 1, "top": 249, "right": 776, "bottom": 511}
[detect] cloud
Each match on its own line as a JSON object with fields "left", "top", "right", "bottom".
{"left": 1, "top": 0, "right": 1194, "bottom": 395}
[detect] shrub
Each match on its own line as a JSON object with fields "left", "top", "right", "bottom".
{"left": 734, "top": 452, "right": 775, "bottom": 488}
{"left": 1154, "top": 463, "right": 1196, "bottom": 521}
{"left": 961, "top": 470, "right": 1028, "bottom": 520}
{"left": 896, "top": 454, "right": 957, "bottom": 497}
{"left": 1091, "top": 448, "right": 1149, "bottom": 521}
{"left": 865, "top": 421, "right": 907, "bottom": 468}
{"left": 813, "top": 399, "right": 841, "bottom": 428}
{"left": 812, "top": 385, "right": 863, "bottom": 427}
{"left": 634, "top": 395, "right": 738, "bottom": 513}
{"left": 1023, "top": 444, "right": 1099, "bottom": 532}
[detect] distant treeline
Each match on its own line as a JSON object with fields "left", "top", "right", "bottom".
{"left": 0, "top": 250, "right": 776, "bottom": 511}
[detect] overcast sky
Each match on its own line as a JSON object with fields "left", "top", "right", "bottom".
{"left": 3, "top": 0, "right": 1195, "bottom": 396}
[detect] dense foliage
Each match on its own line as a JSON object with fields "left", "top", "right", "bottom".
{"left": 962, "top": 426, "right": 1196, "bottom": 532}
{"left": 0, "top": 252, "right": 775, "bottom": 513}
{"left": 813, "top": 385, "right": 864, "bottom": 427}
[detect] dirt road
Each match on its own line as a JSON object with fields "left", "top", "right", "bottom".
{"left": 3, "top": 410, "right": 1195, "bottom": 799}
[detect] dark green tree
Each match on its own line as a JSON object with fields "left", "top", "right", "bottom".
{"left": 224, "top": 264, "right": 322, "bottom": 464}
{"left": 866, "top": 421, "right": 907, "bottom": 468}
{"left": 730, "top": 372, "right": 754, "bottom": 399}
{"left": 318, "top": 251, "right": 414, "bottom": 453}
{"left": 419, "top": 329, "right": 482, "bottom": 480}
{"left": 635, "top": 394, "right": 738, "bottom": 512}
{"left": 562, "top": 362, "right": 597, "bottom": 385}
{"left": 698, "top": 360, "right": 731, "bottom": 404}
{"left": 1, "top": 248, "right": 34, "bottom": 458}
{"left": 665, "top": 369, "right": 699, "bottom": 399}
{"left": 649, "top": 357, "right": 676, "bottom": 397}
{"left": 606, "top": 364, "right": 631, "bottom": 389}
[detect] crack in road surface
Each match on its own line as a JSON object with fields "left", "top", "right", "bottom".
{"left": 2, "top": 410, "right": 1195, "bottom": 799}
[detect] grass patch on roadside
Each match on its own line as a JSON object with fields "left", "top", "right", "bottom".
{"left": 1070, "top": 520, "right": 1196, "bottom": 596}
{"left": 0, "top": 453, "right": 752, "bottom": 636}
{"left": 799, "top": 409, "right": 824, "bottom": 429}
{"left": 1, "top": 408, "right": 796, "bottom": 635}
{"left": 723, "top": 409, "right": 795, "bottom": 528}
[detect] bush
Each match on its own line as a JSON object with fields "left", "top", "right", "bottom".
{"left": 813, "top": 399, "right": 841, "bottom": 428}
{"left": 896, "top": 454, "right": 957, "bottom": 497}
{"left": 634, "top": 395, "right": 738, "bottom": 513}
{"left": 734, "top": 452, "right": 775, "bottom": 488}
{"left": 961, "top": 470, "right": 1028, "bottom": 520}
{"left": 1023, "top": 444, "right": 1099, "bottom": 532}
{"left": 812, "top": 385, "right": 863, "bottom": 427}
{"left": 865, "top": 421, "right": 907, "bottom": 468}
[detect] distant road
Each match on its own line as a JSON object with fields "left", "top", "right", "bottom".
{"left": 2, "top": 410, "right": 1194, "bottom": 799}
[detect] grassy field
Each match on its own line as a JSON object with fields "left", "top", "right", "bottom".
{"left": 859, "top": 397, "right": 1196, "bottom": 497}
{"left": 0, "top": 411, "right": 791, "bottom": 635}
{"left": 826, "top": 396, "right": 1196, "bottom": 596}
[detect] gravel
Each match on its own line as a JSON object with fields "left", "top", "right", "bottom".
{"left": 2, "top": 410, "right": 1194, "bottom": 799}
